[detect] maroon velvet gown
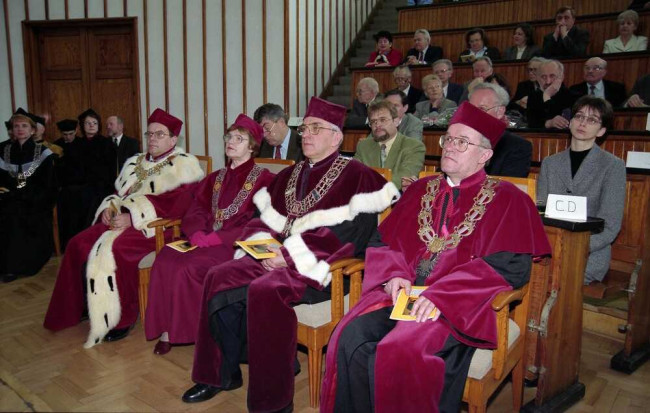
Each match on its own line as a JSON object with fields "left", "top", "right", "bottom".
{"left": 144, "top": 158, "right": 274, "bottom": 344}
{"left": 190, "top": 153, "right": 400, "bottom": 412}
{"left": 320, "top": 170, "right": 552, "bottom": 413}
{"left": 43, "top": 184, "right": 198, "bottom": 332}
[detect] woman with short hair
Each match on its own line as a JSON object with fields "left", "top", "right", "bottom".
{"left": 503, "top": 23, "right": 542, "bottom": 60}
{"left": 603, "top": 10, "right": 648, "bottom": 53}
{"left": 458, "top": 28, "right": 501, "bottom": 62}
{"left": 366, "top": 30, "right": 403, "bottom": 67}
{"left": 414, "top": 74, "right": 457, "bottom": 121}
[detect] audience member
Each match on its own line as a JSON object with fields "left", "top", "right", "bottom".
{"left": 0, "top": 112, "right": 58, "bottom": 283}
{"left": 4, "top": 120, "right": 12, "bottom": 141}
{"left": 321, "top": 102, "right": 551, "bottom": 413}
{"left": 392, "top": 65, "right": 425, "bottom": 113}
{"left": 349, "top": 77, "right": 380, "bottom": 127}
{"left": 485, "top": 73, "right": 512, "bottom": 97}
{"left": 407, "top": 0, "right": 432, "bottom": 5}
{"left": 458, "top": 28, "right": 501, "bottom": 62}
{"left": 433, "top": 59, "right": 464, "bottom": 103}
{"left": 527, "top": 59, "right": 575, "bottom": 129}
{"left": 182, "top": 97, "right": 398, "bottom": 409}
{"left": 25, "top": 110, "right": 63, "bottom": 157}
{"left": 366, "top": 31, "right": 403, "bottom": 67}
{"left": 503, "top": 23, "right": 542, "bottom": 60}
{"left": 569, "top": 57, "right": 627, "bottom": 107}
{"left": 382, "top": 89, "right": 424, "bottom": 140}
{"left": 414, "top": 74, "right": 458, "bottom": 121}
{"left": 253, "top": 103, "right": 304, "bottom": 162}
{"left": 44, "top": 108, "right": 205, "bottom": 346}
{"left": 403, "top": 29, "right": 443, "bottom": 66}
{"left": 542, "top": 6, "right": 589, "bottom": 58}
{"left": 355, "top": 100, "right": 425, "bottom": 190}
{"left": 510, "top": 57, "right": 545, "bottom": 113}
{"left": 458, "top": 56, "right": 494, "bottom": 103}
{"left": 625, "top": 74, "right": 650, "bottom": 107}
{"left": 106, "top": 115, "right": 139, "bottom": 173}
{"left": 603, "top": 10, "right": 648, "bottom": 53}
{"left": 469, "top": 83, "right": 532, "bottom": 177}
{"left": 144, "top": 114, "right": 274, "bottom": 356}
{"left": 628, "top": 0, "right": 650, "bottom": 9}
{"left": 537, "top": 96, "right": 625, "bottom": 284}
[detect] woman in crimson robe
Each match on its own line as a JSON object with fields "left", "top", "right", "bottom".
{"left": 144, "top": 114, "right": 275, "bottom": 355}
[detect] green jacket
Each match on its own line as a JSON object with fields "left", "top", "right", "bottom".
{"left": 354, "top": 132, "right": 425, "bottom": 190}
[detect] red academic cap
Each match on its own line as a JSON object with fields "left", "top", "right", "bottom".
{"left": 230, "top": 113, "right": 263, "bottom": 145}
{"left": 148, "top": 108, "right": 183, "bottom": 136}
{"left": 304, "top": 97, "right": 347, "bottom": 130}
{"left": 448, "top": 102, "right": 506, "bottom": 147}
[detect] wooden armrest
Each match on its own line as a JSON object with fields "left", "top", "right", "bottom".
{"left": 147, "top": 218, "right": 171, "bottom": 228}
{"left": 491, "top": 285, "right": 528, "bottom": 311}
{"left": 344, "top": 261, "right": 366, "bottom": 275}
{"left": 330, "top": 257, "right": 363, "bottom": 272}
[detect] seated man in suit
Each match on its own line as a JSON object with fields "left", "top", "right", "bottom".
{"left": 347, "top": 77, "right": 380, "bottom": 127}
{"left": 403, "top": 29, "right": 443, "bottom": 66}
{"left": 458, "top": 56, "right": 494, "bottom": 103}
{"left": 625, "top": 74, "right": 650, "bottom": 107}
{"left": 469, "top": 83, "right": 532, "bottom": 177}
{"left": 106, "top": 115, "right": 140, "bottom": 173}
{"left": 392, "top": 65, "right": 424, "bottom": 114}
{"left": 355, "top": 100, "right": 425, "bottom": 191}
{"left": 527, "top": 59, "right": 575, "bottom": 129}
{"left": 542, "top": 6, "right": 590, "bottom": 58}
{"left": 433, "top": 59, "right": 464, "bottom": 104}
{"left": 569, "top": 57, "right": 627, "bottom": 107}
{"left": 253, "top": 103, "right": 304, "bottom": 162}
{"left": 383, "top": 89, "right": 424, "bottom": 140}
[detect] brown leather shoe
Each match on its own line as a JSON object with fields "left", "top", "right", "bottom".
{"left": 153, "top": 340, "right": 172, "bottom": 355}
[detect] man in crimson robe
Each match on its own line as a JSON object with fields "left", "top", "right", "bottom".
{"left": 181, "top": 97, "right": 400, "bottom": 411}
{"left": 44, "top": 108, "right": 205, "bottom": 347}
{"left": 320, "top": 102, "right": 552, "bottom": 413}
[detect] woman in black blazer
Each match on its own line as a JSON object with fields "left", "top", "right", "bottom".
{"left": 458, "top": 28, "right": 501, "bottom": 62}
{"left": 503, "top": 23, "right": 542, "bottom": 60}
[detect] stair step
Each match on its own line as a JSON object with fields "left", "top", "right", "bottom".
{"left": 327, "top": 95, "right": 352, "bottom": 107}
{"left": 333, "top": 84, "right": 351, "bottom": 95}
{"left": 339, "top": 76, "right": 352, "bottom": 86}
{"left": 349, "top": 56, "right": 368, "bottom": 67}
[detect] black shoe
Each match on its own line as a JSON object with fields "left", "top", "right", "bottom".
{"left": 104, "top": 326, "right": 132, "bottom": 342}
{"left": 294, "top": 357, "right": 301, "bottom": 376}
{"left": 274, "top": 402, "right": 294, "bottom": 413}
{"left": 1, "top": 273, "right": 18, "bottom": 283}
{"left": 182, "top": 380, "right": 243, "bottom": 403}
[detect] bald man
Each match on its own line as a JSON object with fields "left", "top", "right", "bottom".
{"left": 569, "top": 57, "right": 627, "bottom": 107}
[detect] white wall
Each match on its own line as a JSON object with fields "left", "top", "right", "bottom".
{"left": 1, "top": 0, "right": 376, "bottom": 169}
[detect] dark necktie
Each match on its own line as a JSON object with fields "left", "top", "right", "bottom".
{"left": 380, "top": 144, "right": 387, "bottom": 167}
{"left": 589, "top": 85, "right": 595, "bottom": 95}
{"left": 418, "top": 51, "right": 423, "bottom": 62}
{"left": 274, "top": 146, "right": 282, "bottom": 159}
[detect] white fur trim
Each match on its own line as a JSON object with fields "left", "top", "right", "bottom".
{"left": 93, "top": 194, "right": 122, "bottom": 225}
{"left": 124, "top": 195, "right": 158, "bottom": 237}
{"left": 255, "top": 181, "right": 399, "bottom": 236}
{"left": 283, "top": 234, "right": 332, "bottom": 286}
{"left": 253, "top": 188, "right": 287, "bottom": 234}
{"left": 234, "top": 231, "right": 274, "bottom": 259}
{"left": 84, "top": 229, "right": 125, "bottom": 348}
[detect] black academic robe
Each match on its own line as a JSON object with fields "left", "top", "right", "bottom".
{"left": 405, "top": 86, "right": 425, "bottom": 114}
{"left": 82, "top": 135, "right": 117, "bottom": 226}
{"left": 115, "top": 135, "right": 140, "bottom": 173}
{"left": 0, "top": 138, "right": 57, "bottom": 275}
{"left": 526, "top": 85, "right": 576, "bottom": 128}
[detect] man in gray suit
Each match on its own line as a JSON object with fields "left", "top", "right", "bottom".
{"left": 355, "top": 100, "right": 425, "bottom": 191}
{"left": 253, "top": 103, "right": 304, "bottom": 162}
{"left": 383, "top": 89, "right": 423, "bottom": 140}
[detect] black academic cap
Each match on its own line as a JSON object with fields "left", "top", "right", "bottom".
{"left": 78, "top": 108, "right": 101, "bottom": 122}
{"left": 14, "top": 107, "right": 29, "bottom": 117}
{"left": 28, "top": 112, "right": 46, "bottom": 126}
{"left": 4, "top": 120, "right": 11, "bottom": 130}
{"left": 56, "top": 119, "right": 78, "bottom": 132}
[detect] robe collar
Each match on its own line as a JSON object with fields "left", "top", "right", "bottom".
{"left": 146, "top": 146, "right": 176, "bottom": 162}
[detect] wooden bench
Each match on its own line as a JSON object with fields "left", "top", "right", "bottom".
{"left": 396, "top": 0, "right": 634, "bottom": 32}
{"left": 349, "top": 52, "right": 650, "bottom": 105}
{"left": 390, "top": 10, "right": 650, "bottom": 63}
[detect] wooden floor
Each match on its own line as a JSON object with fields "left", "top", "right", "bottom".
{"left": 1, "top": 257, "right": 649, "bottom": 412}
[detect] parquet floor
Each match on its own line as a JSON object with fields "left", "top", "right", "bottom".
{"left": 1, "top": 257, "right": 649, "bottom": 412}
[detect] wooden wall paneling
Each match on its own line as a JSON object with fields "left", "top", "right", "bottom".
{"left": 3, "top": 0, "right": 15, "bottom": 111}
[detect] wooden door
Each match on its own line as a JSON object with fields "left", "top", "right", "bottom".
{"left": 23, "top": 18, "right": 141, "bottom": 144}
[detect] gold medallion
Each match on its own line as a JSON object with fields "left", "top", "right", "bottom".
{"left": 244, "top": 182, "right": 253, "bottom": 191}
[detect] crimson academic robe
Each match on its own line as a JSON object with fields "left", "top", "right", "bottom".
{"left": 144, "top": 158, "right": 274, "bottom": 344}
{"left": 43, "top": 148, "right": 204, "bottom": 347}
{"left": 320, "top": 170, "right": 551, "bottom": 413}
{"left": 190, "top": 152, "right": 400, "bottom": 412}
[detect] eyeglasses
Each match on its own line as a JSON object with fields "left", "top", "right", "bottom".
{"left": 297, "top": 123, "right": 338, "bottom": 136}
{"left": 583, "top": 65, "right": 604, "bottom": 72}
{"left": 84, "top": 121, "right": 98, "bottom": 126}
{"left": 393, "top": 76, "right": 410, "bottom": 82}
{"left": 262, "top": 121, "right": 277, "bottom": 133}
{"left": 571, "top": 113, "right": 602, "bottom": 126}
{"left": 439, "top": 135, "right": 489, "bottom": 152}
{"left": 144, "top": 131, "right": 171, "bottom": 139}
{"left": 434, "top": 68, "right": 450, "bottom": 75}
{"left": 476, "top": 104, "right": 503, "bottom": 113}
{"left": 527, "top": 67, "right": 538, "bottom": 73}
{"left": 368, "top": 117, "right": 393, "bottom": 127}
{"left": 223, "top": 134, "right": 247, "bottom": 144}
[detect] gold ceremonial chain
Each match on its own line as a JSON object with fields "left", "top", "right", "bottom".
{"left": 130, "top": 154, "right": 174, "bottom": 193}
{"left": 211, "top": 164, "right": 263, "bottom": 231}
{"left": 417, "top": 176, "right": 499, "bottom": 272}
{"left": 3, "top": 142, "right": 44, "bottom": 189}
{"left": 281, "top": 156, "right": 350, "bottom": 236}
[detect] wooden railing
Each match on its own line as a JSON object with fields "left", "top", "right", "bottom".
{"left": 349, "top": 52, "right": 650, "bottom": 104}
{"left": 390, "top": 10, "right": 650, "bottom": 63}
{"left": 397, "top": 0, "right": 634, "bottom": 32}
